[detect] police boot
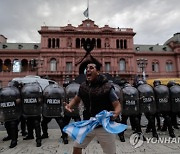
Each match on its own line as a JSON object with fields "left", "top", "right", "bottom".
{"left": 169, "top": 132, "right": 176, "bottom": 138}
{"left": 61, "top": 135, "right": 68, "bottom": 144}
{"left": 2, "top": 136, "right": 11, "bottom": 141}
{"left": 62, "top": 136, "right": 68, "bottom": 144}
{"left": 169, "top": 128, "right": 176, "bottom": 138}
{"left": 36, "top": 139, "right": 41, "bottom": 147}
{"left": 143, "top": 136, "right": 147, "bottom": 141}
{"left": 9, "top": 140, "right": 17, "bottom": 148}
{"left": 166, "top": 117, "right": 176, "bottom": 138}
{"left": 118, "top": 132, "right": 125, "bottom": 142}
{"left": 152, "top": 126, "right": 158, "bottom": 139}
{"left": 168, "top": 126, "right": 176, "bottom": 138}
{"left": 152, "top": 132, "right": 159, "bottom": 139}
{"left": 134, "top": 132, "right": 146, "bottom": 141}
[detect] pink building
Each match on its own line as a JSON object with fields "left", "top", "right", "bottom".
{"left": 0, "top": 19, "right": 180, "bottom": 87}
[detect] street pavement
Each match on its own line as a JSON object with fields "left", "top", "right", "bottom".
{"left": 0, "top": 125, "right": 180, "bottom": 154}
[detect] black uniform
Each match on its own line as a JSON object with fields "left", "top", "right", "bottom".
{"left": 41, "top": 116, "right": 68, "bottom": 143}
{"left": 3, "top": 120, "right": 19, "bottom": 148}
{"left": 153, "top": 80, "right": 175, "bottom": 138}
{"left": 61, "top": 82, "right": 82, "bottom": 143}
{"left": 41, "top": 84, "right": 67, "bottom": 144}
{"left": 0, "top": 82, "right": 21, "bottom": 148}
{"left": 19, "top": 115, "right": 27, "bottom": 136}
{"left": 169, "top": 83, "right": 180, "bottom": 130}
{"left": 21, "top": 82, "right": 42, "bottom": 147}
{"left": 137, "top": 82, "right": 158, "bottom": 139}
{"left": 118, "top": 83, "right": 143, "bottom": 142}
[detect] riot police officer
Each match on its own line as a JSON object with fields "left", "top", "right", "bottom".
{"left": 153, "top": 80, "right": 175, "bottom": 138}
{"left": 146, "top": 80, "right": 161, "bottom": 132}
{"left": 61, "top": 82, "right": 82, "bottom": 143}
{"left": 41, "top": 83, "right": 68, "bottom": 144}
{"left": 137, "top": 81, "right": 158, "bottom": 139}
{"left": 169, "top": 81, "right": 180, "bottom": 130}
{"left": 0, "top": 81, "right": 22, "bottom": 148}
{"left": 118, "top": 82, "right": 143, "bottom": 142}
{"left": 11, "top": 82, "right": 27, "bottom": 136}
{"left": 21, "top": 82, "right": 42, "bottom": 147}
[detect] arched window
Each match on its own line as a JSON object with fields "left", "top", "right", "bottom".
{"left": 116, "top": 39, "right": 119, "bottom": 49}
{"left": 4, "top": 59, "right": 11, "bottom": 72}
{"left": 52, "top": 38, "right": 55, "bottom": 48}
{"left": 48, "top": 38, "right": 51, "bottom": 48}
{"left": 13, "top": 59, "right": 21, "bottom": 72}
{"left": 119, "top": 59, "right": 126, "bottom": 72}
{"left": 120, "top": 39, "right": 123, "bottom": 49}
{"left": 166, "top": 61, "right": 173, "bottom": 72}
{"left": 50, "top": 58, "right": 57, "bottom": 71}
{"left": 105, "top": 62, "right": 111, "bottom": 72}
{"left": 21, "top": 59, "right": 28, "bottom": 72}
{"left": 76, "top": 38, "right": 80, "bottom": 48}
{"left": 124, "top": 40, "right": 127, "bottom": 49}
{"left": 152, "top": 61, "right": 159, "bottom": 72}
{"left": 56, "top": 38, "right": 60, "bottom": 48}
{"left": 66, "top": 62, "right": 72, "bottom": 72}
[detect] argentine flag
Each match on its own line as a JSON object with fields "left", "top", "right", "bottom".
{"left": 83, "top": 8, "right": 89, "bottom": 18}
{"left": 63, "top": 110, "right": 127, "bottom": 144}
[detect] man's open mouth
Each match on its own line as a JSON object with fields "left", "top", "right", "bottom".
{"left": 86, "top": 73, "right": 91, "bottom": 78}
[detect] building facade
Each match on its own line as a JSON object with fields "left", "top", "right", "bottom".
{"left": 0, "top": 19, "right": 180, "bottom": 87}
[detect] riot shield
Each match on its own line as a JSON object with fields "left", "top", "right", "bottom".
{"left": 0, "top": 86, "right": 21, "bottom": 122}
{"left": 137, "top": 84, "right": 156, "bottom": 114}
{"left": 154, "top": 85, "right": 170, "bottom": 112}
{"left": 169, "top": 84, "right": 180, "bottom": 113}
{"left": 21, "top": 82, "right": 43, "bottom": 116}
{"left": 120, "top": 85, "right": 139, "bottom": 115}
{"left": 43, "top": 84, "right": 65, "bottom": 117}
{"left": 65, "top": 83, "right": 82, "bottom": 117}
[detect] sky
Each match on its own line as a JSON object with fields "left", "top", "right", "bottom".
{"left": 0, "top": 0, "right": 180, "bottom": 45}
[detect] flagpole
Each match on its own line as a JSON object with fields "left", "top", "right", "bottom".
{"left": 87, "top": 0, "right": 89, "bottom": 19}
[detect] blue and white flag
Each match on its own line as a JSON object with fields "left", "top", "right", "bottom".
{"left": 63, "top": 110, "right": 127, "bottom": 144}
{"left": 83, "top": 8, "right": 89, "bottom": 18}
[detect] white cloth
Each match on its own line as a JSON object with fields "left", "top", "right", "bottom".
{"left": 63, "top": 110, "right": 127, "bottom": 144}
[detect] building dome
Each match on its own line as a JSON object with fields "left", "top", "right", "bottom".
{"left": 164, "top": 33, "right": 180, "bottom": 45}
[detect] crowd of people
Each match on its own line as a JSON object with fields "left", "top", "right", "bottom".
{"left": 117, "top": 79, "right": 180, "bottom": 143}
{"left": 1, "top": 62, "right": 180, "bottom": 154}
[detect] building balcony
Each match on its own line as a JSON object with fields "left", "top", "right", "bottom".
{"left": 102, "top": 70, "right": 135, "bottom": 76}
{"left": 39, "top": 70, "right": 79, "bottom": 76}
